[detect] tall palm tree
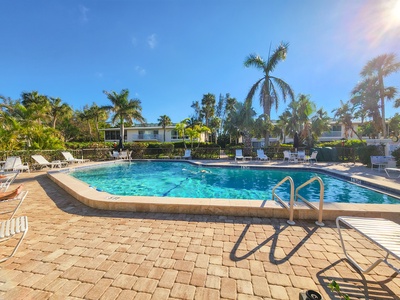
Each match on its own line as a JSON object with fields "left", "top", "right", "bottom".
{"left": 360, "top": 53, "right": 400, "bottom": 138}
{"left": 103, "top": 89, "right": 145, "bottom": 141}
{"left": 49, "top": 97, "right": 72, "bottom": 129}
{"left": 88, "top": 103, "right": 109, "bottom": 141}
{"left": 244, "top": 42, "right": 295, "bottom": 146}
{"left": 157, "top": 115, "right": 172, "bottom": 142}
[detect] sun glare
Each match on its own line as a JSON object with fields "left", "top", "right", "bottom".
{"left": 391, "top": 0, "right": 400, "bottom": 21}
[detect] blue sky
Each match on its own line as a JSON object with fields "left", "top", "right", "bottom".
{"left": 1, "top": 0, "right": 400, "bottom": 124}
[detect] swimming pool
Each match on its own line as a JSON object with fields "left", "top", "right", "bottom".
{"left": 70, "top": 161, "right": 400, "bottom": 204}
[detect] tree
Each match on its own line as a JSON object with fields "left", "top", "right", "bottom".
{"left": 49, "top": 97, "right": 72, "bottom": 129}
{"left": 103, "top": 89, "right": 145, "bottom": 141}
{"left": 87, "top": 103, "right": 109, "bottom": 141}
{"left": 175, "top": 118, "right": 189, "bottom": 149}
{"left": 228, "top": 102, "right": 256, "bottom": 155}
{"left": 332, "top": 100, "right": 363, "bottom": 141}
{"left": 157, "top": 115, "right": 172, "bottom": 142}
{"left": 244, "top": 42, "right": 295, "bottom": 145}
{"left": 310, "top": 108, "right": 331, "bottom": 146}
{"left": 360, "top": 53, "right": 400, "bottom": 138}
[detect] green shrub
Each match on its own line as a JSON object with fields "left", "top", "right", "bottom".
{"left": 357, "top": 145, "right": 385, "bottom": 166}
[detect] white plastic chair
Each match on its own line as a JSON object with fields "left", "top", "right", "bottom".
{"left": 31, "top": 155, "right": 67, "bottom": 169}
{"left": 0, "top": 172, "right": 19, "bottom": 192}
{"left": 1, "top": 157, "right": 17, "bottom": 172}
{"left": 182, "top": 149, "right": 192, "bottom": 159}
{"left": 62, "top": 152, "right": 89, "bottom": 164}
{"left": 283, "top": 150, "right": 291, "bottom": 162}
{"left": 13, "top": 157, "right": 30, "bottom": 173}
{"left": 256, "top": 149, "right": 269, "bottom": 161}
{"left": 297, "top": 150, "right": 306, "bottom": 162}
{"left": 0, "top": 191, "right": 28, "bottom": 220}
{"left": 0, "top": 216, "right": 28, "bottom": 263}
{"left": 235, "top": 149, "right": 244, "bottom": 162}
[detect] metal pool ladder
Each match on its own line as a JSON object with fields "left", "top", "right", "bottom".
{"left": 272, "top": 176, "right": 325, "bottom": 226}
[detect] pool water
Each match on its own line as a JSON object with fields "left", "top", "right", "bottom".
{"left": 70, "top": 161, "right": 400, "bottom": 204}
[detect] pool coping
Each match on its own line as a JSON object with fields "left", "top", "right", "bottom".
{"left": 47, "top": 159, "right": 400, "bottom": 223}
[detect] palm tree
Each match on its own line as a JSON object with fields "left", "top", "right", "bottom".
{"left": 332, "top": 100, "right": 363, "bottom": 141}
{"left": 157, "top": 115, "right": 172, "bottom": 142}
{"left": 49, "top": 97, "right": 72, "bottom": 129}
{"left": 310, "top": 108, "right": 331, "bottom": 147}
{"left": 175, "top": 119, "right": 189, "bottom": 149}
{"left": 88, "top": 103, "right": 109, "bottom": 141}
{"left": 244, "top": 42, "right": 295, "bottom": 146}
{"left": 103, "top": 89, "right": 145, "bottom": 141}
{"left": 360, "top": 53, "right": 400, "bottom": 138}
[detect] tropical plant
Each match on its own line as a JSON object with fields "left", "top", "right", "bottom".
{"left": 244, "top": 42, "right": 295, "bottom": 145}
{"left": 157, "top": 115, "right": 172, "bottom": 142}
{"left": 310, "top": 108, "right": 331, "bottom": 146}
{"left": 360, "top": 53, "right": 400, "bottom": 138}
{"left": 48, "top": 97, "right": 72, "bottom": 129}
{"left": 103, "top": 89, "right": 145, "bottom": 141}
{"left": 175, "top": 119, "right": 189, "bottom": 149}
{"left": 332, "top": 100, "right": 363, "bottom": 141}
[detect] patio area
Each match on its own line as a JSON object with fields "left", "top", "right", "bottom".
{"left": 1, "top": 163, "right": 399, "bottom": 299}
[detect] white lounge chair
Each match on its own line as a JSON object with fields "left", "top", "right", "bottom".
{"left": 385, "top": 167, "right": 400, "bottom": 178}
{"left": 256, "top": 149, "right": 269, "bottom": 161}
{"left": 0, "top": 216, "right": 28, "bottom": 263}
{"left": 235, "top": 149, "right": 244, "bottom": 162}
{"left": 31, "top": 155, "right": 68, "bottom": 169}
{"left": 0, "top": 191, "right": 28, "bottom": 220}
{"left": 181, "top": 149, "right": 192, "bottom": 159}
{"left": 118, "top": 151, "right": 130, "bottom": 160}
{"left": 62, "top": 151, "right": 89, "bottom": 164}
{"left": 0, "top": 172, "right": 19, "bottom": 192}
{"left": 1, "top": 157, "right": 17, "bottom": 172}
{"left": 336, "top": 216, "right": 400, "bottom": 274}
{"left": 13, "top": 157, "right": 30, "bottom": 173}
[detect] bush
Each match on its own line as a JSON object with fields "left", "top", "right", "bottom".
{"left": 357, "top": 145, "right": 385, "bottom": 166}
{"left": 391, "top": 148, "right": 400, "bottom": 167}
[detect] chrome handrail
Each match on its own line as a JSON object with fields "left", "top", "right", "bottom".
{"left": 272, "top": 176, "right": 295, "bottom": 225}
{"left": 295, "top": 176, "right": 325, "bottom": 226}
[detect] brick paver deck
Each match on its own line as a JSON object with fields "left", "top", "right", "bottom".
{"left": 1, "top": 170, "right": 399, "bottom": 299}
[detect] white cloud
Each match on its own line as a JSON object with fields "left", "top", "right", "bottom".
{"left": 147, "top": 34, "right": 157, "bottom": 49}
{"left": 135, "top": 66, "right": 146, "bottom": 76}
{"left": 79, "top": 5, "right": 89, "bottom": 22}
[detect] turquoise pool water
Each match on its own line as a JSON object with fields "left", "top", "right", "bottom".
{"left": 70, "top": 161, "right": 400, "bottom": 204}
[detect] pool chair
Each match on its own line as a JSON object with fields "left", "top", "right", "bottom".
{"left": 181, "top": 149, "right": 192, "bottom": 159}
{"left": 336, "top": 216, "right": 400, "bottom": 274}
{"left": 118, "top": 151, "right": 130, "bottom": 160}
{"left": 12, "top": 157, "right": 30, "bottom": 173}
{"left": 282, "top": 150, "right": 291, "bottom": 162}
{"left": 0, "top": 172, "right": 19, "bottom": 192}
{"left": 235, "top": 149, "right": 244, "bottom": 162}
{"left": 297, "top": 150, "right": 306, "bottom": 162}
{"left": 31, "top": 155, "right": 68, "bottom": 170}
{"left": 306, "top": 151, "right": 318, "bottom": 164}
{"left": 0, "top": 216, "right": 28, "bottom": 263}
{"left": 0, "top": 191, "right": 28, "bottom": 220}
{"left": 256, "top": 149, "right": 269, "bottom": 161}
{"left": 62, "top": 151, "right": 89, "bottom": 164}
{"left": 1, "top": 157, "right": 17, "bottom": 172}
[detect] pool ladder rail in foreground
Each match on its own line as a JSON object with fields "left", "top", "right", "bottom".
{"left": 272, "top": 176, "right": 325, "bottom": 227}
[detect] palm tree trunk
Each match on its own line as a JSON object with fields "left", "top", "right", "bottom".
{"left": 378, "top": 74, "right": 386, "bottom": 138}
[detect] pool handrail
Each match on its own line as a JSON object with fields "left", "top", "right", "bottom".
{"left": 272, "top": 176, "right": 295, "bottom": 225}
{"left": 295, "top": 176, "right": 325, "bottom": 226}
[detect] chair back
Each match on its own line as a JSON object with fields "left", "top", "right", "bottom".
{"left": 13, "top": 157, "right": 24, "bottom": 168}
{"left": 32, "top": 155, "right": 50, "bottom": 164}
{"left": 236, "top": 149, "right": 243, "bottom": 157}
{"left": 257, "top": 149, "right": 264, "bottom": 158}
{"left": 3, "top": 157, "right": 17, "bottom": 171}
{"left": 298, "top": 150, "right": 305, "bottom": 159}
{"left": 310, "top": 151, "right": 318, "bottom": 159}
{"left": 62, "top": 152, "right": 74, "bottom": 161}
{"left": 184, "top": 149, "right": 191, "bottom": 157}
{"left": 283, "top": 151, "right": 290, "bottom": 159}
